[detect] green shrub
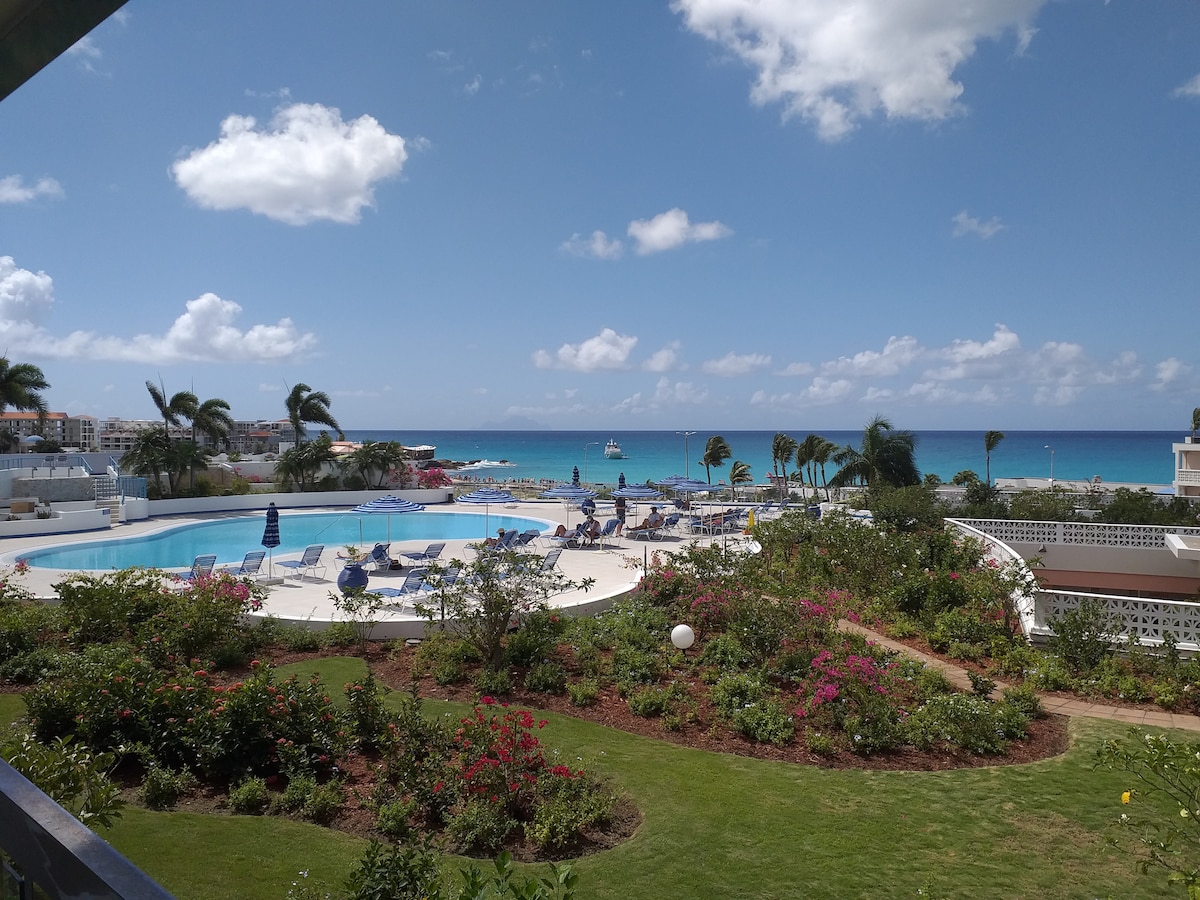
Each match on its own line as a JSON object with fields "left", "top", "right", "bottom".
{"left": 610, "top": 646, "right": 662, "bottom": 688}
{"left": 628, "top": 684, "right": 681, "bottom": 718}
{"left": 967, "top": 670, "right": 997, "bottom": 698}
{"left": 473, "top": 667, "right": 512, "bottom": 697}
{"left": 303, "top": 779, "right": 343, "bottom": 824}
{"left": 699, "top": 633, "right": 751, "bottom": 670}
{"left": 730, "top": 699, "right": 795, "bottom": 746}
{"left": 228, "top": 776, "right": 270, "bottom": 814}
{"left": 0, "top": 647, "right": 67, "bottom": 684}
{"left": 946, "top": 641, "right": 985, "bottom": 663}
{"left": 1047, "top": 598, "right": 1115, "bottom": 674}
{"left": 906, "top": 693, "right": 1029, "bottom": 755}
{"left": 805, "top": 728, "right": 836, "bottom": 757}
{"left": 140, "top": 765, "right": 196, "bottom": 810}
{"left": 526, "top": 774, "right": 615, "bottom": 852}
{"left": 504, "top": 609, "right": 567, "bottom": 667}
{"left": 1002, "top": 684, "right": 1043, "bottom": 719}
{"left": 376, "top": 798, "right": 417, "bottom": 840}
{"left": 322, "top": 621, "right": 357, "bottom": 648}
{"left": 710, "top": 673, "right": 767, "bottom": 719}
{"left": 345, "top": 673, "right": 391, "bottom": 750}
{"left": 567, "top": 678, "right": 599, "bottom": 707}
{"left": 524, "top": 661, "right": 567, "bottom": 694}
{"left": 433, "top": 660, "right": 467, "bottom": 685}
{"left": 279, "top": 623, "right": 323, "bottom": 652}
{"left": 448, "top": 798, "right": 514, "bottom": 854}
{"left": 345, "top": 838, "right": 443, "bottom": 900}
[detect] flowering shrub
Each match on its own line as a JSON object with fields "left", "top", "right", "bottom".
{"left": 793, "top": 641, "right": 908, "bottom": 754}
{"left": 417, "top": 467, "right": 452, "bottom": 489}
{"left": 0, "top": 558, "right": 34, "bottom": 604}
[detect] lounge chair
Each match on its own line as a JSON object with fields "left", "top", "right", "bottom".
{"left": 401, "top": 542, "right": 445, "bottom": 565}
{"left": 368, "top": 569, "right": 429, "bottom": 599}
{"left": 476, "top": 529, "right": 518, "bottom": 557}
{"left": 366, "top": 543, "right": 393, "bottom": 572}
{"left": 278, "top": 545, "right": 326, "bottom": 581}
{"left": 596, "top": 518, "right": 621, "bottom": 548}
{"left": 514, "top": 529, "right": 541, "bottom": 551}
{"left": 177, "top": 554, "right": 217, "bottom": 582}
{"left": 549, "top": 524, "right": 586, "bottom": 549}
{"left": 221, "top": 550, "right": 265, "bottom": 577}
{"left": 537, "top": 548, "right": 563, "bottom": 573}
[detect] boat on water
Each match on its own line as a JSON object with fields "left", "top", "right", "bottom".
{"left": 401, "top": 444, "right": 436, "bottom": 461}
{"left": 604, "top": 438, "right": 625, "bottom": 459}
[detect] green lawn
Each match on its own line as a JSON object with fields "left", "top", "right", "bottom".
{"left": 82, "top": 660, "right": 1167, "bottom": 899}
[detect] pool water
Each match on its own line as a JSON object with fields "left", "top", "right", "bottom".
{"left": 21, "top": 511, "right": 549, "bottom": 570}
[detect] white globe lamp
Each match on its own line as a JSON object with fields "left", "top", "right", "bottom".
{"left": 670, "top": 624, "right": 695, "bottom": 650}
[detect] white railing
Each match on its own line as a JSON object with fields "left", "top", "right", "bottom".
{"left": 948, "top": 517, "right": 1200, "bottom": 653}
{"left": 945, "top": 519, "right": 1040, "bottom": 639}
{"left": 1177, "top": 470, "right": 1200, "bottom": 485}
{"left": 951, "top": 518, "right": 1200, "bottom": 550}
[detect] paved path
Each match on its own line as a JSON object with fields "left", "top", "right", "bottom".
{"left": 841, "top": 620, "right": 1200, "bottom": 734}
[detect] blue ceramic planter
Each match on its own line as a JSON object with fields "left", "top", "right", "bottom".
{"left": 337, "top": 562, "right": 369, "bottom": 594}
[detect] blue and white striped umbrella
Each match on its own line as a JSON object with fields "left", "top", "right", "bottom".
{"left": 351, "top": 494, "right": 426, "bottom": 543}
{"left": 455, "top": 487, "right": 518, "bottom": 536}
{"left": 540, "top": 483, "right": 597, "bottom": 525}
{"left": 655, "top": 474, "right": 690, "bottom": 487}
{"left": 612, "top": 485, "right": 663, "bottom": 500}
{"left": 261, "top": 502, "right": 280, "bottom": 577}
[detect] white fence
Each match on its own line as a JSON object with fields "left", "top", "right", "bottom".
{"left": 947, "top": 518, "right": 1200, "bottom": 653}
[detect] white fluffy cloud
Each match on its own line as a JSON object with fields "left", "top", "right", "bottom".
{"left": 532, "top": 328, "right": 638, "bottom": 371}
{"left": 702, "top": 351, "right": 772, "bottom": 376}
{"left": 822, "top": 335, "right": 922, "bottom": 377}
{"left": 0, "top": 258, "right": 316, "bottom": 363}
{"left": 627, "top": 208, "right": 732, "bottom": 255}
{"left": 560, "top": 230, "right": 624, "bottom": 259}
{"left": 1152, "top": 357, "right": 1191, "bottom": 390}
{"left": 673, "top": 0, "right": 1045, "bottom": 140}
{"left": 0, "top": 176, "right": 64, "bottom": 204}
{"left": 952, "top": 210, "right": 1005, "bottom": 239}
{"left": 1173, "top": 74, "right": 1200, "bottom": 99}
{"left": 643, "top": 342, "right": 682, "bottom": 372}
{"left": 172, "top": 102, "right": 408, "bottom": 225}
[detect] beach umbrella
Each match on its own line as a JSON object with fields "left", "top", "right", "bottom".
{"left": 455, "top": 487, "right": 518, "bottom": 536}
{"left": 351, "top": 494, "right": 425, "bottom": 544}
{"left": 261, "top": 502, "right": 280, "bottom": 577}
{"left": 612, "top": 483, "right": 663, "bottom": 521}
{"left": 655, "top": 474, "right": 689, "bottom": 487}
{"left": 618, "top": 472, "right": 626, "bottom": 489}
{"left": 571, "top": 466, "right": 580, "bottom": 486}
{"left": 540, "top": 483, "right": 597, "bottom": 526}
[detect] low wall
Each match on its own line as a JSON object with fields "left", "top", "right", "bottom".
{"left": 0, "top": 507, "right": 110, "bottom": 538}
{"left": 146, "top": 489, "right": 453, "bottom": 518}
{"left": 14, "top": 476, "right": 95, "bottom": 504}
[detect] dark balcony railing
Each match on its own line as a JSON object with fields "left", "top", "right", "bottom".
{"left": 0, "top": 759, "right": 173, "bottom": 899}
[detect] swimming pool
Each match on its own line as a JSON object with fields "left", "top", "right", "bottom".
{"left": 20, "top": 511, "right": 550, "bottom": 570}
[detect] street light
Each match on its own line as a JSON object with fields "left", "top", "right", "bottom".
{"left": 582, "top": 441, "right": 599, "bottom": 483}
{"left": 1045, "top": 445, "right": 1055, "bottom": 484}
{"left": 676, "top": 431, "right": 696, "bottom": 479}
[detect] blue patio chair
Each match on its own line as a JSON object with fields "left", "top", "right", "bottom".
{"left": 368, "top": 568, "right": 429, "bottom": 599}
{"left": 401, "top": 542, "right": 445, "bottom": 565}
{"left": 537, "top": 548, "right": 563, "bottom": 573}
{"left": 596, "top": 518, "right": 620, "bottom": 548}
{"left": 178, "top": 554, "right": 217, "bottom": 582}
{"left": 549, "top": 524, "right": 586, "bottom": 549}
{"left": 278, "top": 544, "right": 326, "bottom": 581}
{"left": 514, "top": 529, "right": 541, "bottom": 551}
{"left": 221, "top": 550, "right": 265, "bottom": 577}
{"left": 366, "top": 543, "right": 393, "bottom": 572}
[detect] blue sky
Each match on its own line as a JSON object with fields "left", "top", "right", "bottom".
{"left": 1, "top": 1, "right": 1198, "bottom": 432}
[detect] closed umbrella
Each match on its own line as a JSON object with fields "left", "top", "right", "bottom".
{"left": 455, "top": 487, "right": 517, "bottom": 537}
{"left": 618, "top": 472, "right": 626, "bottom": 489}
{"left": 351, "top": 494, "right": 425, "bottom": 544}
{"left": 261, "top": 502, "right": 280, "bottom": 577}
{"left": 571, "top": 466, "right": 580, "bottom": 486}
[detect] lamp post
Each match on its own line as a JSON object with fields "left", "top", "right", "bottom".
{"left": 1045, "top": 445, "right": 1055, "bottom": 484}
{"left": 582, "top": 441, "right": 599, "bottom": 484}
{"left": 676, "top": 431, "right": 696, "bottom": 479}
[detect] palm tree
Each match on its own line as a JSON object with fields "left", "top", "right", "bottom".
{"left": 984, "top": 430, "right": 1005, "bottom": 486}
{"left": 121, "top": 428, "right": 173, "bottom": 497}
{"left": 771, "top": 432, "right": 798, "bottom": 502}
{"left": 276, "top": 433, "right": 336, "bottom": 491}
{"left": 341, "top": 440, "right": 406, "bottom": 489}
{"left": 812, "top": 436, "right": 837, "bottom": 501}
{"left": 285, "top": 383, "right": 341, "bottom": 446}
{"left": 700, "top": 435, "right": 732, "bottom": 484}
{"left": 145, "top": 379, "right": 198, "bottom": 435}
{"left": 830, "top": 415, "right": 920, "bottom": 488}
{"left": 192, "top": 397, "right": 234, "bottom": 451}
{"left": 0, "top": 358, "right": 50, "bottom": 439}
{"left": 729, "top": 460, "right": 753, "bottom": 501}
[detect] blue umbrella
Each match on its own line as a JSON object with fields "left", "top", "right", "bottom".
{"left": 261, "top": 502, "right": 280, "bottom": 577}
{"left": 612, "top": 485, "right": 663, "bottom": 499}
{"left": 351, "top": 494, "right": 425, "bottom": 543}
{"left": 540, "top": 483, "right": 598, "bottom": 526}
{"left": 571, "top": 466, "right": 580, "bottom": 486}
{"left": 618, "top": 472, "right": 626, "bottom": 489}
{"left": 655, "top": 474, "right": 689, "bottom": 487}
{"left": 455, "top": 487, "right": 518, "bottom": 536}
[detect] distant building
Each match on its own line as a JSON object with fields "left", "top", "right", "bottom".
{"left": 1174, "top": 436, "right": 1200, "bottom": 500}
{"left": 0, "top": 412, "right": 97, "bottom": 450}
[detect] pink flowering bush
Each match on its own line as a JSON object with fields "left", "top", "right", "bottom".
{"left": 417, "top": 467, "right": 452, "bottom": 489}
{"left": 793, "top": 639, "right": 908, "bottom": 754}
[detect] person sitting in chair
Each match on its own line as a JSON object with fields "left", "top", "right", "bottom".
{"left": 628, "top": 506, "right": 664, "bottom": 534}
{"left": 483, "top": 528, "right": 507, "bottom": 548}
{"left": 582, "top": 514, "right": 601, "bottom": 544}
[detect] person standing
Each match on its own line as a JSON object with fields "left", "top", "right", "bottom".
{"left": 614, "top": 495, "right": 627, "bottom": 535}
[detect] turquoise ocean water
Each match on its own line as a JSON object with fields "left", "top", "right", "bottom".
{"left": 342, "top": 430, "right": 1183, "bottom": 488}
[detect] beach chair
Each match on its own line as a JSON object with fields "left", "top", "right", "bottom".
{"left": 278, "top": 545, "right": 326, "bottom": 581}
{"left": 401, "top": 542, "right": 445, "bottom": 565}
{"left": 368, "top": 569, "right": 429, "bottom": 600}
{"left": 177, "top": 554, "right": 217, "bottom": 583}
{"left": 221, "top": 550, "right": 265, "bottom": 577}
{"left": 366, "top": 543, "right": 393, "bottom": 572}
{"left": 537, "top": 548, "right": 563, "bottom": 573}
{"left": 596, "top": 518, "right": 621, "bottom": 549}
{"left": 628, "top": 522, "right": 664, "bottom": 541}
{"left": 550, "top": 524, "right": 586, "bottom": 549}
{"left": 514, "top": 529, "right": 541, "bottom": 551}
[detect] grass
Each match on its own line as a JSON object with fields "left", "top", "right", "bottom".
{"left": 50, "top": 658, "right": 1166, "bottom": 899}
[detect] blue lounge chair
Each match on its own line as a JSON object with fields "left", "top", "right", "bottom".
{"left": 537, "top": 548, "right": 563, "bottom": 573}
{"left": 477, "top": 529, "right": 518, "bottom": 557}
{"left": 596, "top": 518, "right": 620, "bottom": 548}
{"left": 550, "top": 524, "right": 586, "bottom": 549}
{"left": 515, "top": 529, "right": 541, "bottom": 551}
{"left": 401, "top": 542, "right": 445, "bottom": 565}
{"left": 368, "top": 569, "right": 429, "bottom": 599}
{"left": 178, "top": 554, "right": 217, "bottom": 582}
{"left": 278, "top": 545, "right": 326, "bottom": 581}
{"left": 366, "top": 543, "right": 393, "bottom": 572}
{"left": 221, "top": 550, "right": 264, "bottom": 577}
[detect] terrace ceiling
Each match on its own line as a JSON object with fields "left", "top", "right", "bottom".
{"left": 0, "top": 0, "right": 127, "bottom": 102}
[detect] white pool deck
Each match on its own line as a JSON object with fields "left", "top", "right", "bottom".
{"left": 0, "top": 501, "right": 751, "bottom": 640}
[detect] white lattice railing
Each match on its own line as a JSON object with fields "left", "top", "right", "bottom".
{"left": 951, "top": 519, "right": 1200, "bottom": 550}
{"left": 948, "top": 518, "right": 1200, "bottom": 653}
{"left": 946, "top": 519, "right": 1040, "bottom": 639}
{"left": 1178, "top": 470, "right": 1200, "bottom": 486}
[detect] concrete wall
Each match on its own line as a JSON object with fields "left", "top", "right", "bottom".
{"left": 13, "top": 476, "right": 95, "bottom": 504}
{"left": 145, "top": 489, "right": 453, "bottom": 518}
{"left": 0, "top": 507, "right": 110, "bottom": 538}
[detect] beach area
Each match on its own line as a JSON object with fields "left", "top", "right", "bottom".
{"left": 346, "top": 429, "right": 1183, "bottom": 491}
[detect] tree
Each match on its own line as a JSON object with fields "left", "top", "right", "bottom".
{"left": 417, "top": 552, "right": 591, "bottom": 671}
{"left": 798, "top": 434, "right": 833, "bottom": 501}
{"left": 0, "top": 357, "right": 50, "bottom": 418}
{"left": 700, "top": 435, "right": 732, "bottom": 484}
{"left": 145, "top": 379, "right": 197, "bottom": 435}
{"left": 771, "top": 433, "right": 798, "bottom": 502}
{"left": 728, "top": 460, "right": 753, "bottom": 500}
{"left": 985, "top": 430, "right": 1005, "bottom": 486}
{"left": 810, "top": 436, "right": 837, "bottom": 501}
{"left": 341, "top": 440, "right": 406, "bottom": 489}
{"left": 830, "top": 415, "right": 920, "bottom": 489}
{"left": 0, "top": 430, "right": 16, "bottom": 454}
{"left": 192, "top": 397, "right": 234, "bottom": 451}
{"left": 275, "top": 433, "right": 336, "bottom": 492}
{"left": 285, "top": 383, "right": 341, "bottom": 446}
{"left": 121, "top": 428, "right": 173, "bottom": 496}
